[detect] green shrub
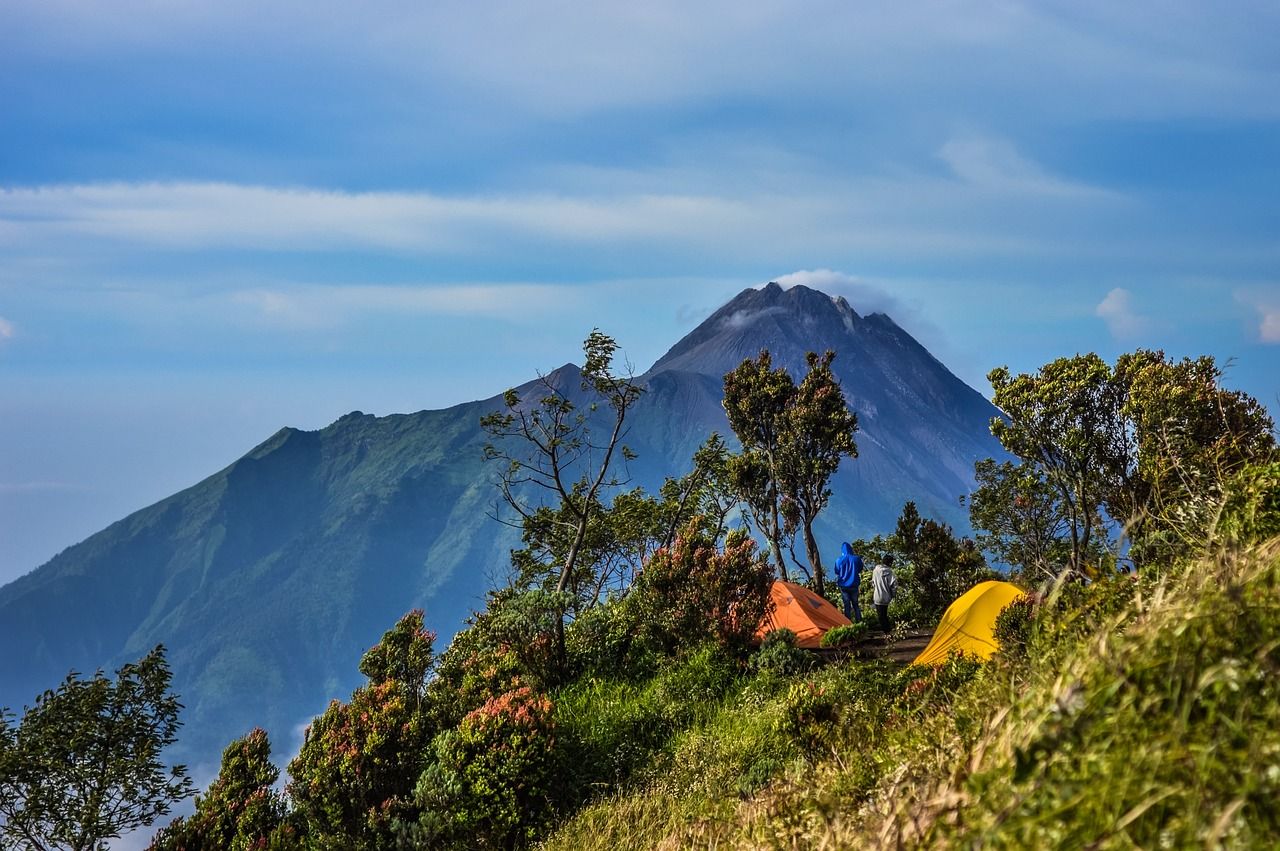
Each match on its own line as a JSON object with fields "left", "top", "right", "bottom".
{"left": 287, "top": 612, "right": 436, "bottom": 849}
{"left": 628, "top": 525, "right": 774, "bottom": 658}
{"left": 1216, "top": 460, "right": 1280, "bottom": 548}
{"left": 408, "top": 686, "right": 559, "bottom": 850}
{"left": 554, "top": 644, "right": 740, "bottom": 808}
{"left": 820, "top": 621, "right": 869, "bottom": 648}
{"left": 564, "top": 596, "right": 656, "bottom": 681}
{"left": 777, "top": 680, "right": 840, "bottom": 760}
{"left": 750, "top": 629, "right": 816, "bottom": 678}
{"left": 149, "top": 728, "right": 293, "bottom": 851}
{"left": 992, "top": 594, "right": 1035, "bottom": 658}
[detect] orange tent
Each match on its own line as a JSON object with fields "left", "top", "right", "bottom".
{"left": 755, "top": 580, "right": 852, "bottom": 649}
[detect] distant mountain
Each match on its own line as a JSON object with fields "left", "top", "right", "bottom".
{"left": 0, "top": 283, "right": 1006, "bottom": 767}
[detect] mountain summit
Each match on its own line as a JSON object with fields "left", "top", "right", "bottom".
{"left": 0, "top": 283, "right": 1004, "bottom": 766}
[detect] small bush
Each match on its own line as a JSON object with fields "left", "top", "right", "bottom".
{"left": 896, "top": 652, "right": 984, "bottom": 716}
{"left": 992, "top": 594, "right": 1035, "bottom": 658}
{"left": 777, "top": 680, "right": 840, "bottom": 760}
{"left": 820, "top": 622, "right": 869, "bottom": 649}
{"left": 750, "top": 629, "right": 816, "bottom": 678}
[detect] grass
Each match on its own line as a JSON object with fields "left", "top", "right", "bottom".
{"left": 539, "top": 537, "right": 1280, "bottom": 849}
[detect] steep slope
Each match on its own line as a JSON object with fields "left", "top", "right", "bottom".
{"left": 0, "top": 283, "right": 1005, "bottom": 767}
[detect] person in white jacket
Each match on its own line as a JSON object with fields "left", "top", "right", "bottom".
{"left": 872, "top": 554, "right": 898, "bottom": 633}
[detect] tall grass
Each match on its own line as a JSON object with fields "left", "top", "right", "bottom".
{"left": 541, "top": 536, "right": 1280, "bottom": 849}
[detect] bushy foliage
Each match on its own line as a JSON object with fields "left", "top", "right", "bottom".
{"left": 749, "top": 629, "right": 816, "bottom": 678}
{"left": 148, "top": 729, "right": 294, "bottom": 851}
{"left": 1215, "top": 460, "right": 1280, "bottom": 549}
{"left": 991, "top": 594, "right": 1036, "bottom": 658}
{"left": 819, "top": 621, "right": 869, "bottom": 648}
{"left": 777, "top": 680, "right": 840, "bottom": 760}
{"left": 628, "top": 523, "right": 774, "bottom": 657}
{"left": 891, "top": 502, "right": 999, "bottom": 623}
{"left": 408, "top": 685, "right": 559, "bottom": 849}
{"left": 896, "top": 653, "right": 984, "bottom": 716}
{"left": 286, "top": 611, "right": 436, "bottom": 849}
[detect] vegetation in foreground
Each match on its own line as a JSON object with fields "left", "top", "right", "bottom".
{"left": 1, "top": 338, "right": 1276, "bottom": 850}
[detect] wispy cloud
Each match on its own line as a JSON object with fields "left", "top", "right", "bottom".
{"left": 1235, "top": 289, "right": 1280, "bottom": 344}
{"left": 1095, "top": 287, "right": 1152, "bottom": 339}
{"left": 774, "top": 269, "right": 908, "bottom": 317}
{"left": 0, "top": 315, "right": 13, "bottom": 341}
{"left": 937, "top": 134, "right": 1120, "bottom": 200}
{"left": 228, "top": 283, "right": 572, "bottom": 328}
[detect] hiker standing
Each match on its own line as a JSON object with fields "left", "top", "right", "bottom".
{"left": 833, "top": 542, "right": 864, "bottom": 623}
{"left": 872, "top": 554, "right": 898, "bottom": 633}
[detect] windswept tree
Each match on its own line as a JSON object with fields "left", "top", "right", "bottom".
{"left": 1109, "top": 350, "right": 1274, "bottom": 562}
{"left": 723, "top": 349, "right": 858, "bottom": 593}
{"left": 723, "top": 351, "right": 795, "bottom": 576}
{"left": 0, "top": 647, "right": 192, "bottom": 851}
{"left": 481, "top": 330, "right": 644, "bottom": 667}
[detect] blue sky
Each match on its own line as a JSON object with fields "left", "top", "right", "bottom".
{"left": 1, "top": 1, "right": 1278, "bottom": 585}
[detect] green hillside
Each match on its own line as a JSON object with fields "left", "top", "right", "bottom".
{"left": 542, "top": 527, "right": 1280, "bottom": 849}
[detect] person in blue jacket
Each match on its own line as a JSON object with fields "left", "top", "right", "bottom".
{"left": 833, "top": 542, "right": 864, "bottom": 623}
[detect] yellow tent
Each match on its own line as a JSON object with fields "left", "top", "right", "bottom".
{"left": 913, "top": 580, "right": 1025, "bottom": 666}
{"left": 755, "top": 580, "right": 852, "bottom": 649}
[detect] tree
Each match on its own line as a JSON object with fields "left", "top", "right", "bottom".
{"left": 148, "top": 729, "right": 293, "bottom": 851}
{"left": 966, "top": 459, "right": 1074, "bottom": 578}
{"left": 986, "top": 351, "right": 1275, "bottom": 573}
{"left": 287, "top": 611, "right": 437, "bottom": 850}
{"left": 723, "top": 351, "right": 796, "bottom": 576}
{"left": 1109, "top": 350, "right": 1274, "bottom": 563}
{"left": 893, "top": 501, "right": 923, "bottom": 561}
{"left": 988, "top": 354, "right": 1123, "bottom": 573}
{"left": 0, "top": 646, "right": 192, "bottom": 851}
{"left": 481, "top": 330, "right": 643, "bottom": 668}
{"left": 890, "top": 502, "right": 995, "bottom": 621}
{"left": 723, "top": 349, "right": 858, "bottom": 592}
{"left": 778, "top": 351, "right": 859, "bottom": 596}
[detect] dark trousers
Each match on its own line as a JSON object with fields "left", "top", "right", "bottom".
{"left": 840, "top": 586, "right": 861, "bottom": 622}
{"left": 876, "top": 604, "right": 891, "bottom": 633}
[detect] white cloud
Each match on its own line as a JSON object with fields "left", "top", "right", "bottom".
{"left": 0, "top": 178, "right": 1103, "bottom": 266}
{"left": 228, "top": 283, "right": 571, "bottom": 328}
{"left": 1262, "top": 312, "right": 1280, "bottom": 344}
{"left": 937, "top": 134, "right": 1119, "bottom": 200}
{"left": 774, "top": 269, "right": 907, "bottom": 317}
{"left": 0, "top": 316, "right": 13, "bottom": 340}
{"left": 0, "top": 182, "right": 766, "bottom": 254}
{"left": 7, "top": 1, "right": 1279, "bottom": 122}
{"left": 1095, "top": 287, "right": 1151, "bottom": 339}
{"left": 1234, "top": 289, "right": 1280, "bottom": 344}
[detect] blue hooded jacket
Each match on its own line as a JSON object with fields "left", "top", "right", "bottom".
{"left": 833, "top": 542, "right": 863, "bottom": 589}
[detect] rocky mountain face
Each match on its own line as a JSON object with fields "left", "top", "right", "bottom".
{"left": 0, "top": 283, "right": 1006, "bottom": 767}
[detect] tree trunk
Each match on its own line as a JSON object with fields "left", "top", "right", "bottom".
{"left": 802, "top": 518, "right": 824, "bottom": 597}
